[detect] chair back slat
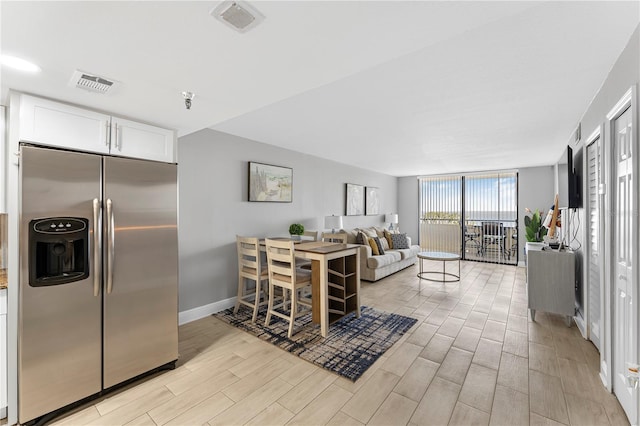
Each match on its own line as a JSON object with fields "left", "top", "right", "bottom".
{"left": 237, "top": 236, "right": 262, "bottom": 275}
{"left": 265, "top": 238, "right": 297, "bottom": 288}
{"left": 303, "top": 230, "right": 319, "bottom": 241}
{"left": 234, "top": 235, "right": 271, "bottom": 323}
{"left": 321, "top": 232, "right": 348, "bottom": 243}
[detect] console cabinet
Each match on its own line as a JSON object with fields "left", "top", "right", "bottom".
{"left": 17, "top": 94, "right": 176, "bottom": 163}
{"left": 526, "top": 245, "right": 575, "bottom": 325}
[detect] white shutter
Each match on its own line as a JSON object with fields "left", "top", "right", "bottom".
{"left": 587, "top": 138, "right": 601, "bottom": 350}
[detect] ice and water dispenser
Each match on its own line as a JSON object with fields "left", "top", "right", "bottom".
{"left": 29, "top": 217, "right": 89, "bottom": 286}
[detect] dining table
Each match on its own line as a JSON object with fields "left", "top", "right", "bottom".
{"left": 264, "top": 239, "right": 361, "bottom": 337}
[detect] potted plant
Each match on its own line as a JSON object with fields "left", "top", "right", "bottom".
{"left": 524, "top": 208, "right": 547, "bottom": 243}
{"left": 289, "top": 223, "right": 304, "bottom": 240}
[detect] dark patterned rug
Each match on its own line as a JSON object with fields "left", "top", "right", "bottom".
{"left": 213, "top": 305, "right": 417, "bottom": 382}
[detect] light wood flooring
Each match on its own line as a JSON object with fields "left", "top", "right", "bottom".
{"left": 50, "top": 260, "right": 630, "bottom": 426}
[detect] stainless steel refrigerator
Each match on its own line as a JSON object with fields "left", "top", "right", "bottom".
{"left": 18, "top": 145, "right": 178, "bottom": 424}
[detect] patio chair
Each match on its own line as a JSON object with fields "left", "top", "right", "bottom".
{"left": 480, "top": 222, "right": 509, "bottom": 260}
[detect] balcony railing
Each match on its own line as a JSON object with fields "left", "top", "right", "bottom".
{"left": 420, "top": 218, "right": 518, "bottom": 265}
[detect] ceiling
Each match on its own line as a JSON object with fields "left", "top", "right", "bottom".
{"left": 2, "top": 1, "right": 639, "bottom": 177}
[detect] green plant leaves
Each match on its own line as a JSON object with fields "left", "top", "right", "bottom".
{"left": 524, "top": 210, "right": 546, "bottom": 242}
{"left": 289, "top": 223, "right": 304, "bottom": 235}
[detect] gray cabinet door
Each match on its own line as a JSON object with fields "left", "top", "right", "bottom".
{"left": 527, "top": 250, "right": 575, "bottom": 319}
{"left": 102, "top": 156, "right": 178, "bottom": 388}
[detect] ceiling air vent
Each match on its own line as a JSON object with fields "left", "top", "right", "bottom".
{"left": 70, "top": 70, "right": 118, "bottom": 94}
{"left": 211, "top": 1, "right": 265, "bottom": 33}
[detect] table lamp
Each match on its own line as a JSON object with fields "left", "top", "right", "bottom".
{"left": 385, "top": 213, "right": 398, "bottom": 231}
{"left": 324, "top": 215, "right": 343, "bottom": 234}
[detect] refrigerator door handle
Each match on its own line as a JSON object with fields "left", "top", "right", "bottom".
{"left": 92, "top": 198, "right": 102, "bottom": 297}
{"left": 106, "top": 198, "right": 115, "bottom": 294}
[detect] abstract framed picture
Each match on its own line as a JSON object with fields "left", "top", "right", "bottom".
{"left": 366, "top": 186, "right": 380, "bottom": 215}
{"left": 345, "top": 183, "right": 365, "bottom": 216}
{"left": 248, "top": 161, "right": 293, "bottom": 202}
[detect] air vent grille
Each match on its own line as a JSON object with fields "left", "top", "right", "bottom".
{"left": 211, "top": 1, "right": 265, "bottom": 33}
{"left": 70, "top": 70, "right": 118, "bottom": 94}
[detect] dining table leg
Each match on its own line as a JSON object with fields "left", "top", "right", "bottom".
{"left": 311, "top": 259, "right": 320, "bottom": 323}
{"left": 319, "top": 259, "right": 328, "bottom": 337}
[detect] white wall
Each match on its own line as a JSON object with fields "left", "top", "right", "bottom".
{"left": 0, "top": 106, "right": 5, "bottom": 213}
{"left": 177, "top": 128, "right": 398, "bottom": 314}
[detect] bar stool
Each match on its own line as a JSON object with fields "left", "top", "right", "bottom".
{"left": 235, "top": 236, "right": 269, "bottom": 323}
{"left": 264, "top": 238, "right": 312, "bottom": 338}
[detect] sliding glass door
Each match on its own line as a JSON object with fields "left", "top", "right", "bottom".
{"left": 419, "top": 171, "right": 518, "bottom": 265}
{"left": 419, "top": 175, "right": 462, "bottom": 255}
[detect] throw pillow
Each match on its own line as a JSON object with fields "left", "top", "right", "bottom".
{"left": 383, "top": 230, "right": 394, "bottom": 249}
{"left": 361, "top": 227, "right": 377, "bottom": 238}
{"left": 391, "top": 233, "right": 409, "bottom": 249}
{"left": 356, "top": 231, "right": 368, "bottom": 245}
{"left": 373, "top": 226, "right": 386, "bottom": 238}
{"left": 373, "top": 236, "right": 385, "bottom": 255}
{"left": 368, "top": 237, "right": 380, "bottom": 255}
{"left": 379, "top": 236, "right": 390, "bottom": 251}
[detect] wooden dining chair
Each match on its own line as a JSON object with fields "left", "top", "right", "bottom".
{"left": 321, "top": 232, "right": 348, "bottom": 243}
{"left": 297, "top": 230, "right": 319, "bottom": 270}
{"left": 303, "top": 230, "right": 319, "bottom": 241}
{"left": 264, "top": 238, "right": 312, "bottom": 338}
{"left": 235, "top": 236, "right": 269, "bottom": 323}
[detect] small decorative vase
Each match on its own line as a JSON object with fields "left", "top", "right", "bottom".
{"left": 290, "top": 234, "right": 301, "bottom": 241}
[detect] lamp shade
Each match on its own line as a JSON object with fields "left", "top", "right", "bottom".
{"left": 324, "top": 215, "right": 343, "bottom": 230}
{"left": 385, "top": 214, "right": 398, "bottom": 224}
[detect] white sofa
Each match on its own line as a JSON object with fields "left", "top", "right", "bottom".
{"left": 341, "top": 227, "right": 421, "bottom": 282}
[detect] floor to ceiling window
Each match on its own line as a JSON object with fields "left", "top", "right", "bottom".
{"left": 419, "top": 171, "right": 518, "bottom": 265}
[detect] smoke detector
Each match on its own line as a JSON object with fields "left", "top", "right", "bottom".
{"left": 69, "top": 70, "right": 118, "bottom": 94}
{"left": 211, "top": 1, "right": 265, "bottom": 33}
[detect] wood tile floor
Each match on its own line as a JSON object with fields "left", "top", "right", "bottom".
{"left": 51, "top": 261, "right": 630, "bottom": 426}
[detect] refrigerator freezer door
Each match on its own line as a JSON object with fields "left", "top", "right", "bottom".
{"left": 19, "top": 146, "right": 102, "bottom": 424}
{"left": 103, "top": 157, "right": 178, "bottom": 388}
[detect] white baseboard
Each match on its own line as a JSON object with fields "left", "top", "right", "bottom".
{"left": 178, "top": 297, "right": 236, "bottom": 325}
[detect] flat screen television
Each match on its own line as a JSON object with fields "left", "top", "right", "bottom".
{"left": 557, "top": 145, "right": 581, "bottom": 209}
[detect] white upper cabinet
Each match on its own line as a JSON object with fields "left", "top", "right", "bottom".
{"left": 110, "top": 117, "right": 175, "bottom": 163}
{"left": 19, "top": 94, "right": 110, "bottom": 154}
{"left": 17, "top": 94, "right": 176, "bottom": 163}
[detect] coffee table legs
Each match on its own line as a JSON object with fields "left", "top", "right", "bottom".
{"left": 417, "top": 257, "right": 460, "bottom": 282}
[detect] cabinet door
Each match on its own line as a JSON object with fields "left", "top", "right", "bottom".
{"left": 19, "top": 94, "right": 110, "bottom": 154}
{"left": 111, "top": 117, "right": 175, "bottom": 163}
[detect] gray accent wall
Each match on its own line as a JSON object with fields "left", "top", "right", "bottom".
{"left": 398, "top": 176, "right": 419, "bottom": 243}
{"left": 567, "top": 25, "right": 639, "bottom": 323}
{"left": 518, "top": 166, "right": 555, "bottom": 262}
{"left": 177, "top": 128, "right": 398, "bottom": 312}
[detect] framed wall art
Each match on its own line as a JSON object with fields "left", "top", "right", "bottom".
{"left": 248, "top": 161, "right": 293, "bottom": 202}
{"left": 345, "top": 183, "right": 365, "bottom": 216}
{"left": 366, "top": 186, "right": 380, "bottom": 215}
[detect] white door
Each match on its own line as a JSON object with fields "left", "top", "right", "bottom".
{"left": 612, "top": 104, "right": 637, "bottom": 424}
{"left": 587, "top": 136, "right": 602, "bottom": 351}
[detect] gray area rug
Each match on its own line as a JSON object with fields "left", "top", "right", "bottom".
{"left": 214, "top": 305, "right": 417, "bottom": 381}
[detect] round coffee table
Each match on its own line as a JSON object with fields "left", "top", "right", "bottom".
{"left": 417, "top": 251, "right": 461, "bottom": 282}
